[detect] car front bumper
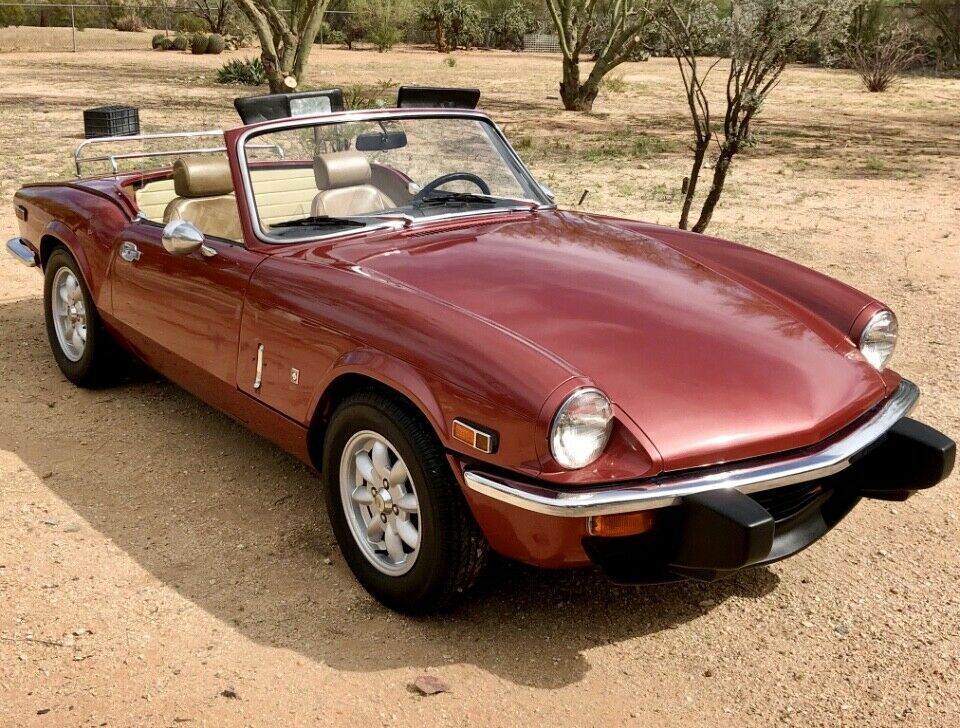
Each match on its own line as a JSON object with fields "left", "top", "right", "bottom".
{"left": 460, "top": 380, "right": 955, "bottom": 580}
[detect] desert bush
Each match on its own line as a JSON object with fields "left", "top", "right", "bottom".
{"left": 0, "top": 3, "right": 27, "bottom": 27}
{"left": 353, "top": 0, "right": 412, "bottom": 52}
{"left": 191, "top": 32, "right": 210, "bottom": 54}
{"left": 171, "top": 33, "right": 189, "bottom": 50}
{"left": 175, "top": 14, "right": 209, "bottom": 34}
{"left": 157, "top": 37, "right": 174, "bottom": 50}
{"left": 206, "top": 33, "right": 226, "bottom": 54}
{"left": 847, "top": 26, "right": 924, "bottom": 92}
{"left": 488, "top": 4, "right": 535, "bottom": 51}
{"left": 444, "top": 56, "right": 457, "bottom": 67}
{"left": 418, "top": 0, "right": 481, "bottom": 52}
{"left": 216, "top": 57, "right": 267, "bottom": 85}
{"left": 341, "top": 79, "right": 397, "bottom": 109}
{"left": 113, "top": 13, "right": 144, "bottom": 32}
{"left": 151, "top": 32, "right": 167, "bottom": 49}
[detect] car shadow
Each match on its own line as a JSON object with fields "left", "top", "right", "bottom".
{"left": 0, "top": 296, "right": 779, "bottom": 688}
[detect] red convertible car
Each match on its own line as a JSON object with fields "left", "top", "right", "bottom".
{"left": 9, "top": 88, "right": 954, "bottom": 612}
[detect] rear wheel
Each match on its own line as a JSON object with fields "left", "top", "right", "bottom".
{"left": 44, "top": 247, "right": 125, "bottom": 387}
{"left": 321, "top": 389, "right": 488, "bottom": 613}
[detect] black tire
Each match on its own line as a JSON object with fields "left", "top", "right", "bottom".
{"left": 321, "top": 389, "right": 488, "bottom": 613}
{"left": 43, "top": 247, "right": 125, "bottom": 388}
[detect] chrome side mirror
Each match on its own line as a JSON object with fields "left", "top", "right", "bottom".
{"left": 161, "top": 219, "right": 216, "bottom": 258}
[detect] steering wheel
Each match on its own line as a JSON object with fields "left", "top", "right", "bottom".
{"left": 413, "top": 172, "right": 491, "bottom": 202}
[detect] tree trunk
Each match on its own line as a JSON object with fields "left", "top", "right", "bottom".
{"left": 692, "top": 148, "right": 734, "bottom": 233}
{"left": 679, "top": 139, "right": 709, "bottom": 230}
{"left": 435, "top": 24, "right": 446, "bottom": 53}
{"left": 261, "top": 52, "right": 288, "bottom": 93}
{"left": 559, "top": 56, "right": 600, "bottom": 112}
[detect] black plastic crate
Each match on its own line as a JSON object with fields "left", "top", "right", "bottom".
{"left": 83, "top": 105, "right": 140, "bottom": 139}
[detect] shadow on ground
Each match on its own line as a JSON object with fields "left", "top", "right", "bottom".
{"left": 0, "top": 297, "right": 779, "bottom": 688}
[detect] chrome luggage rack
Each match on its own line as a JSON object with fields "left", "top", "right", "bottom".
{"left": 74, "top": 129, "right": 284, "bottom": 177}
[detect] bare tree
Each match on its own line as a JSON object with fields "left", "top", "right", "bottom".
{"left": 848, "top": 26, "right": 923, "bottom": 92}
{"left": 192, "top": 0, "right": 231, "bottom": 34}
{"left": 914, "top": 0, "right": 960, "bottom": 68}
{"left": 545, "top": 0, "right": 658, "bottom": 111}
{"left": 661, "top": 0, "right": 853, "bottom": 233}
{"left": 232, "top": 0, "right": 332, "bottom": 93}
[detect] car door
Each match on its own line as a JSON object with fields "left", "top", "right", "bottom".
{"left": 109, "top": 220, "right": 265, "bottom": 391}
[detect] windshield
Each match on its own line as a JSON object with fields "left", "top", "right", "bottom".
{"left": 241, "top": 114, "right": 549, "bottom": 242}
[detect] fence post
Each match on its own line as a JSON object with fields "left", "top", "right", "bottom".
{"left": 71, "top": 4, "right": 76, "bottom": 52}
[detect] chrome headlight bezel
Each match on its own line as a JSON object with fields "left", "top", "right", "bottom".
{"left": 549, "top": 388, "right": 614, "bottom": 470}
{"left": 858, "top": 309, "right": 898, "bottom": 371}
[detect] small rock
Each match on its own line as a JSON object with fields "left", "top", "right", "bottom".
{"left": 220, "top": 687, "right": 240, "bottom": 700}
{"left": 41, "top": 471, "right": 54, "bottom": 480}
{"left": 834, "top": 623, "right": 850, "bottom": 636}
{"left": 323, "top": 557, "right": 332, "bottom": 565}
{"left": 698, "top": 599, "right": 716, "bottom": 608}
{"left": 37, "top": 708, "right": 50, "bottom": 715}
{"left": 410, "top": 675, "right": 450, "bottom": 696}
{"left": 703, "top": 669, "right": 714, "bottom": 677}
{"left": 638, "top": 163, "right": 651, "bottom": 170}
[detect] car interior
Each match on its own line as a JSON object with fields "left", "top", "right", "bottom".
{"left": 134, "top": 152, "right": 413, "bottom": 243}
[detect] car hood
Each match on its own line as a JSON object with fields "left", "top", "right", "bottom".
{"left": 331, "top": 210, "right": 887, "bottom": 472}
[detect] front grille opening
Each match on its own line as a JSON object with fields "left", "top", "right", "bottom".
{"left": 750, "top": 481, "right": 827, "bottom": 522}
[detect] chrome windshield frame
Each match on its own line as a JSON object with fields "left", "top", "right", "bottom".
{"left": 234, "top": 108, "right": 555, "bottom": 246}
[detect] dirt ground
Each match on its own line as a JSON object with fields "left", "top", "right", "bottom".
{"left": 1, "top": 38, "right": 959, "bottom": 727}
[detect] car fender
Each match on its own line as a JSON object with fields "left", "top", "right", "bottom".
{"left": 310, "top": 348, "right": 450, "bottom": 442}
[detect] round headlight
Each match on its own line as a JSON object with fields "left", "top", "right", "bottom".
{"left": 859, "top": 310, "right": 898, "bottom": 370}
{"left": 550, "top": 389, "right": 613, "bottom": 470}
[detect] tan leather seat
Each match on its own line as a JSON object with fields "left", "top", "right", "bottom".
{"left": 312, "top": 151, "right": 395, "bottom": 217}
{"left": 163, "top": 157, "right": 242, "bottom": 242}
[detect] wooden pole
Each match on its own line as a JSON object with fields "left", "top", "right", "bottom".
{"left": 71, "top": 4, "right": 76, "bottom": 52}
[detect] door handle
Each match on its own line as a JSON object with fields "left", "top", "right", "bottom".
{"left": 119, "top": 241, "right": 141, "bottom": 262}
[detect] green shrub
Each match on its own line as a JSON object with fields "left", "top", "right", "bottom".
{"left": 216, "top": 57, "right": 266, "bottom": 85}
{"left": 191, "top": 32, "right": 209, "bottom": 54}
{"left": 151, "top": 33, "right": 166, "bottom": 49}
{"left": 175, "top": 14, "right": 208, "bottom": 34}
{"left": 367, "top": 23, "right": 400, "bottom": 52}
{"left": 157, "top": 38, "right": 174, "bottom": 51}
{"left": 0, "top": 3, "right": 27, "bottom": 27}
{"left": 206, "top": 33, "right": 226, "bottom": 54}
{"left": 444, "top": 56, "right": 456, "bottom": 67}
{"left": 171, "top": 33, "right": 189, "bottom": 51}
{"left": 489, "top": 4, "right": 535, "bottom": 51}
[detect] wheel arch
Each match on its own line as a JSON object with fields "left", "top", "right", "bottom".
{"left": 306, "top": 351, "right": 449, "bottom": 470}
{"left": 39, "top": 223, "right": 95, "bottom": 295}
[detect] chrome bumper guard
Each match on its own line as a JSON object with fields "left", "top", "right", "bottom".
{"left": 6, "top": 237, "right": 38, "bottom": 267}
{"left": 463, "top": 380, "right": 920, "bottom": 517}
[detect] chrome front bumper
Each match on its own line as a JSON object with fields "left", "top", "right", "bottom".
{"left": 464, "top": 380, "right": 921, "bottom": 517}
{"left": 6, "top": 237, "right": 38, "bottom": 267}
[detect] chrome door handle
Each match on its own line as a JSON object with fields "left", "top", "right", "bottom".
{"left": 119, "top": 241, "right": 141, "bottom": 262}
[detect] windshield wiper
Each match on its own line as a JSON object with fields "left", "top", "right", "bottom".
{"left": 271, "top": 215, "right": 366, "bottom": 229}
{"left": 414, "top": 191, "right": 500, "bottom": 208}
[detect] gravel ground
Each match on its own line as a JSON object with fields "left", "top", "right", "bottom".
{"left": 0, "top": 42, "right": 958, "bottom": 727}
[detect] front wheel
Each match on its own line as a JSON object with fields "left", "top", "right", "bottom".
{"left": 321, "top": 390, "right": 488, "bottom": 613}
{"left": 43, "top": 247, "right": 125, "bottom": 387}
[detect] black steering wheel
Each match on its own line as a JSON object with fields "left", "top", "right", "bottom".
{"left": 413, "top": 172, "right": 491, "bottom": 202}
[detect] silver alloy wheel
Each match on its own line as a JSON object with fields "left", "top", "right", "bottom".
{"left": 339, "top": 430, "right": 422, "bottom": 576}
{"left": 51, "top": 267, "right": 87, "bottom": 362}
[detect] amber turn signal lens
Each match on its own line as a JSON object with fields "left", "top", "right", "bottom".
{"left": 588, "top": 512, "right": 655, "bottom": 537}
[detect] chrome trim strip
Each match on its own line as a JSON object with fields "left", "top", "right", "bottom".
{"left": 6, "top": 237, "right": 38, "bottom": 267}
{"left": 233, "top": 108, "right": 554, "bottom": 246}
{"left": 464, "top": 380, "right": 920, "bottom": 517}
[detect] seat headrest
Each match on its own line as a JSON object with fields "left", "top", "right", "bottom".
{"left": 314, "top": 151, "right": 371, "bottom": 190}
{"left": 173, "top": 157, "right": 234, "bottom": 198}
